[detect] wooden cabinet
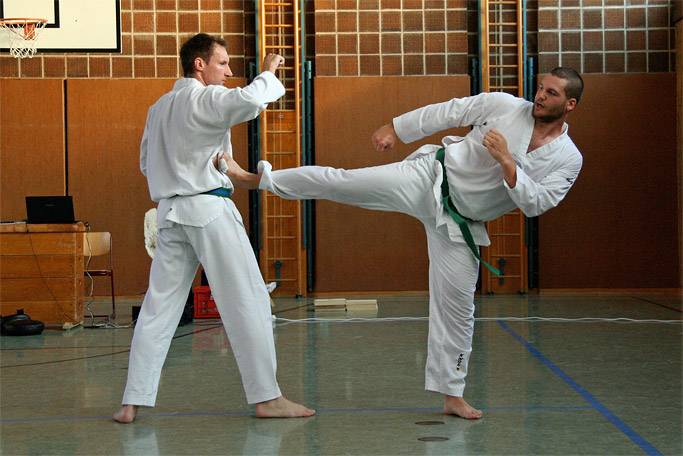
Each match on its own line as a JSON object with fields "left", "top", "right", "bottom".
{"left": 0, "top": 222, "right": 85, "bottom": 328}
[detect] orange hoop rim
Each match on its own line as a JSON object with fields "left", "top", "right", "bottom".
{"left": 0, "top": 18, "right": 48, "bottom": 26}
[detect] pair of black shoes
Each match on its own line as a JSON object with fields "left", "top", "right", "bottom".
{"left": 1, "top": 309, "right": 45, "bottom": 336}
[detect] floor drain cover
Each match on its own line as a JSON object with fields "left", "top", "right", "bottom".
{"left": 418, "top": 436, "right": 449, "bottom": 442}
{"left": 415, "top": 421, "right": 445, "bottom": 425}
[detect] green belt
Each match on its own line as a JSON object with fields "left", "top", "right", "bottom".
{"left": 435, "top": 148, "right": 501, "bottom": 277}
{"left": 203, "top": 187, "right": 232, "bottom": 198}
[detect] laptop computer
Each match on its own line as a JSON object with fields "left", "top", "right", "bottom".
{"left": 25, "top": 196, "right": 76, "bottom": 224}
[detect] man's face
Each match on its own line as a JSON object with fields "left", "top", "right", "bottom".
{"left": 201, "top": 44, "right": 233, "bottom": 85}
{"left": 533, "top": 74, "right": 576, "bottom": 123}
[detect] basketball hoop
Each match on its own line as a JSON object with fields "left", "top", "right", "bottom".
{"left": 0, "top": 18, "right": 47, "bottom": 59}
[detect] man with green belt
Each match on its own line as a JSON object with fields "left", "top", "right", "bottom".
{"left": 222, "top": 67, "right": 584, "bottom": 419}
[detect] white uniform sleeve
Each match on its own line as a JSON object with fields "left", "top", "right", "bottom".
{"left": 506, "top": 151, "right": 583, "bottom": 217}
{"left": 206, "top": 71, "right": 286, "bottom": 128}
{"left": 392, "top": 92, "right": 500, "bottom": 144}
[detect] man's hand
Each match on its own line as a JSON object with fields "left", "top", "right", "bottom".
{"left": 483, "top": 129, "right": 517, "bottom": 188}
{"left": 213, "top": 152, "right": 261, "bottom": 189}
{"left": 371, "top": 123, "right": 399, "bottom": 152}
{"left": 262, "top": 53, "right": 285, "bottom": 73}
{"left": 482, "top": 129, "right": 511, "bottom": 163}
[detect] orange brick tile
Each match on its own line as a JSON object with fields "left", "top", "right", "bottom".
{"left": 133, "top": 12, "right": 155, "bottom": 33}
{"left": 403, "top": 54, "right": 423, "bottom": 75}
{"left": 382, "top": 55, "right": 402, "bottom": 75}
{"left": 89, "top": 57, "right": 111, "bottom": 78}
{"left": 0, "top": 57, "right": 20, "bottom": 77}
{"left": 20, "top": 57, "right": 43, "bottom": 78}
{"left": 403, "top": 11, "right": 423, "bottom": 32}
{"left": 403, "top": 33, "right": 424, "bottom": 53}
{"left": 424, "top": 32, "right": 445, "bottom": 53}
{"left": 338, "top": 12, "right": 358, "bottom": 32}
{"left": 157, "top": 57, "right": 180, "bottom": 77}
{"left": 156, "top": 35, "right": 178, "bottom": 56}
{"left": 359, "top": 33, "right": 380, "bottom": 54}
{"left": 381, "top": 11, "right": 401, "bottom": 32}
{"left": 315, "top": 34, "right": 336, "bottom": 54}
{"left": 156, "top": 12, "right": 178, "bottom": 33}
{"left": 338, "top": 55, "right": 358, "bottom": 75}
{"left": 112, "top": 57, "right": 133, "bottom": 77}
{"left": 179, "top": 0, "right": 200, "bottom": 10}
{"left": 133, "top": 0, "right": 154, "bottom": 9}
{"left": 134, "top": 57, "right": 156, "bottom": 77}
{"left": 43, "top": 56, "right": 66, "bottom": 78}
{"left": 425, "top": 54, "right": 445, "bottom": 74}
{"left": 179, "top": 13, "right": 200, "bottom": 33}
{"left": 200, "top": 12, "right": 222, "bottom": 33}
{"left": 360, "top": 54, "right": 380, "bottom": 75}
{"left": 134, "top": 35, "right": 156, "bottom": 55}
{"left": 315, "top": 55, "right": 336, "bottom": 76}
{"left": 338, "top": 34, "right": 358, "bottom": 54}
{"left": 359, "top": 12, "right": 380, "bottom": 32}
{"left": 67, "top": 57, "right": 88, "bottom": 78}
{"left": 156, "top": 0, "right": 178, "bottom": 9}
{"left": 223, "top": 12, "right": 243, "bottom": 33}
{"left": 381, "top": 33, "right": 401, "bottom": 54}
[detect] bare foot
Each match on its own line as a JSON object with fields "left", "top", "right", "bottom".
{"left": 255, "top": 396, "right": 315, "bottom": 418}
{"left": 443, "top": 396, "right": 482, "bottom": 420}
{"left": 215, "top": 153, "right": 261, "bottom": 190}
{"left": 113, "top": 405, "right": 138, "bottom": 423}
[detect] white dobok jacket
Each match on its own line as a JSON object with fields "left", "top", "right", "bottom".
{"left": 140, "top": 72, "right": 285, "bottom": 228}
{"left": 394, "top": 91, "right": 583, "bottom": 246}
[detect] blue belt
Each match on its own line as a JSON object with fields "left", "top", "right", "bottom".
{"left": 435, "top": 148, "right": 501, "bottom": 277}
{"left": 202, "top": 187, "right": 232, "bottom": 198}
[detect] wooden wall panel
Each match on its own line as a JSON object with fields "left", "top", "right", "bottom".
{"left": 312, "top": 76, "right": 471, "bottom": 292}
{"left": 539, "top": 73, "right": 679, "bottom": 289}
{"left": 0, "top": 79, "right": 65, "bottom": 222}
{"left": 67, "top": 78, "right": 250, "bottom": 296}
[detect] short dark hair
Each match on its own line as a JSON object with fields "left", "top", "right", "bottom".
{"left": 550, "top": 67, "right": 584, "bottom": 104}
{"left": 180, "top": 33, "right": 228, "bottom": 77}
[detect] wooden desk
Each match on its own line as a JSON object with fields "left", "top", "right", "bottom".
{"left": 0, "top": 222, "right": 86, "bottom": 328}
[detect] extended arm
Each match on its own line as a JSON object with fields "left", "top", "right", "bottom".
{"left": 208, "top": 54, "right": 286, "bottom": 128}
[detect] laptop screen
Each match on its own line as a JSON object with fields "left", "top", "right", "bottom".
{"left": 25, "top": 196, "right": 76, "bottom": 224}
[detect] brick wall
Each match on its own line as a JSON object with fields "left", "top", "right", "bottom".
{"left": 538, "top": 0, "right": 674, "bottom": 73}
{"left": 0, "top": 1, "right": 676, "bottom": 79}
{"left": 314, "top": 0, "right": 470, "bottom": 76}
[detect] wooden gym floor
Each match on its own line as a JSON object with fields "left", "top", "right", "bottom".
{"left": 1, "top": 292, "right": 681, "bottom": 455}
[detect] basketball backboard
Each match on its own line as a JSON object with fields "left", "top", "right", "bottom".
{"left": 0, "top": 0, "right": 121, "bottom": 54}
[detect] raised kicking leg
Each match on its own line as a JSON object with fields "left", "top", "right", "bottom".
{"left": 221, "top": 154, "right": 438, "bottom": 220}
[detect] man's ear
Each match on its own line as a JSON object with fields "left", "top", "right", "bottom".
{"left": 565, "top": 98, "right": 577, "bottom": 113}
{"left": 194, "top": 57, "right": 205, "bottom": 72}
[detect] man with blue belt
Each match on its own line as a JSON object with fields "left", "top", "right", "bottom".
{"left": 221, "top": 67, "right": 584, "bottom": 419}
{"left": 114, "top": 33, "right": 314, "bottom": 423}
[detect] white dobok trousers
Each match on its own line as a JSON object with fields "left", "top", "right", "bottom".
{"left": 122, "top": 199, "right": 281, "bottom": 406}
{"left": 260, "top": 152, "right": 480, "bottom": 397}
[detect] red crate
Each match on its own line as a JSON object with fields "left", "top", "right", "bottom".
{"left": 193, "top": 285, "right": 219, "bottom": 318}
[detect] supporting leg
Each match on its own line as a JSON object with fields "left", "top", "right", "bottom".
{"left": 188, "top": 202, "right": 314, "bottom": 417}
{"left": 422, "top": 223, "right": 482, "bottom": 419}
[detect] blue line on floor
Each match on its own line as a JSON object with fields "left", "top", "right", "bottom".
{"left": 498, "top": 320, "right": 663, "bottom": 456}
{"left": 0, "top": 405, "right": 592, "bottom": 423}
